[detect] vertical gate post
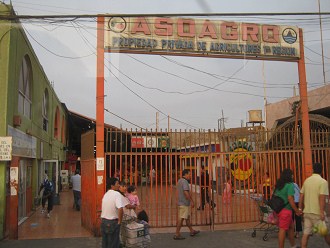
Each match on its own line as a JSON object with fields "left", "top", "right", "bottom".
{"left": 96, "top": 16, "right": 105, "bottom": 225}
{"left": 9, "top": 157, "right": 19, "bottom": 239}
{"left": 298, "top": 28, "right": 313, "bottom": 178}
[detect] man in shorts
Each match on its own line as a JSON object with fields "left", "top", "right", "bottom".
{"left": 299, "top": 162, "right": 330, "bottom": 247}
{"left": 174, "top": 169, "right": 200, "bottom": 240}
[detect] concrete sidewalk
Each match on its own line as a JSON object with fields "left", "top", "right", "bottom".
{"left": 1, "top": 229, "right": 329, "bottom": 248}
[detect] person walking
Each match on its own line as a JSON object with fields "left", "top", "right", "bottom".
{"left": 197, "top": 165, "right": 215, "bottom": 210}
{"left": 39, "top": 178, "right": 54, "bottom": 218}
{"left": 292, "top": 182, "right": 302, "bottom": 238}
{"left": 273, "top": 168, "right": 301, "bottom": 248}
{"left": 222, "top": 176, "right": 232, "bottom": 204}
{"left": 38, "top": 169, "right": 48, "bottom": 211}
{"left": 70, "top": 169, "right": 81, "bottom": 211}
{"left": 174, "top": 169, "right": 200, "bottom": 240}
{"left": 101, "top": 177, "right": 126, "bottom": 248}
{"left": 299, "top": 162, "right": 330, "bottom": 247}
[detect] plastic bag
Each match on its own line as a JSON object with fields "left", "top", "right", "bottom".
{"left": 313, "top": 221, "right": 328, "bottom": 236}
{"left": 267, "top": 212, "right": 278, "bottom": 225}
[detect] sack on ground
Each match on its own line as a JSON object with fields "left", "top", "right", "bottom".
{"left": 268, "top": 195, "right": 286, "bottom": 213}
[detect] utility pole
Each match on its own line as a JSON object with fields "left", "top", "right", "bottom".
{"left": 156, "top": 112, "right": 159, "bottom": 130}
{"left": 262, "top": 61, "right": 267, "bottom": 129}
{"left": 218, "top": 110, "right": 226, "bottom": 131}
{"left": 318, "top": 0, "right": 327, "bottom": 85}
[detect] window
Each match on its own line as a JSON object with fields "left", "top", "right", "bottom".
{"left": 54, "top": 107, "right": 60, "bottom": 139}
{"left": 18, "top": 55, "right": 32, "bottom": 118}
{"left": 61, "top": 116, "right": 66, "bottom": 143}
{"left": 42, "top": 89, "right": 49, "bottom": 131}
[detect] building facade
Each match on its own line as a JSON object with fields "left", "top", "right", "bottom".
{"left": 265, "top": 84, "right": 330, "bottom": 130}
{"left": 0, "top": 4, "right": 67, "bottom": 239}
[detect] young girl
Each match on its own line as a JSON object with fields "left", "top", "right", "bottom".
{"left": 222, "top": 176, "right": 232, "bottom": 204}
{"left": 127, "top": 185, "right": 140, "bottom": 213}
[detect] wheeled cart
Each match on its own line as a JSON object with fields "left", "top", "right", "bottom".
{"left": 250, "top": 194, "right": 278, "bottom": 241}
{"left": 121, "top": 215, "right": 151, "bottom": 248}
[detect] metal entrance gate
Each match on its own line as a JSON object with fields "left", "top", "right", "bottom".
{"left": 102, "top": 128, "right": 330, "bottom": 228}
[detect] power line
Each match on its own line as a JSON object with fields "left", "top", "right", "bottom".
{"left": 13, "top": 1, "right": 97, "bottom": 14}
{"left": 23, "top": 19, "right": 328, "bottom": 99}
{"left": 107, "top": 66, "right": 200, "bottom": 129}
{"left": 2, "top": 12, "right": 330, "bottom": 20}
{"left": 17, "top": 16, "right": 330, "bottom": 128}
{"left": 23, "top": 24, "right": 94, "bottom": 59}
{"left": 70, "top": 22, "right": 202, "bottom": 129}
{"left": 304, "top": 45, "right": 330, "bottom": 60}
{"left": 104, "top": 108, "right": 146, "bottom": 130}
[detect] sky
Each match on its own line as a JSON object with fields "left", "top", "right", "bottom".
{"left": 4, "top": 0, "right": 330, "bottom": 130}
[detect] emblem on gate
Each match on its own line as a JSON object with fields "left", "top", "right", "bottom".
{"left": 228, "top": 140, "right": 253, "bottom": 181}
{"left": 108, "top": 17, "right": 126, "bottom": 33}
{"left": 282, "top": 28, "right": 297, "bottom": 44}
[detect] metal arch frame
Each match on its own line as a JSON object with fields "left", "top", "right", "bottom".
{"left": 276, "top": 114, "right": 330, "bottom": 131}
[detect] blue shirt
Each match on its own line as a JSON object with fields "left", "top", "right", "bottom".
{"left": 293, "top": 183, "right": 300, "bottom": 203}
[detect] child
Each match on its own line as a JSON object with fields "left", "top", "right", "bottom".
{"left": 222, "top": 176, "right": 232, "bottom": 204}
{"left": 262, "top": 172, "right": 271, "bottom": 202}
{"left": 127, "top": 185, "right": 140, "bottom": 213}
{"left": 137, "top": 210, "right": 151, "bottom": 245}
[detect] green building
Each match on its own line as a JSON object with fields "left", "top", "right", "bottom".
{"left": 0, "top": 4, "right": 67, "bottom": 239}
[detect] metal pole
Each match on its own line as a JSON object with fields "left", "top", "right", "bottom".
{"left": 156, "top": 112, "right": 159, "bottom": 130}
{"left": 96, "top": 16, "right": 105, "bottom": 216}
{"left": 318, "top": 0, "right": 327, "bottom": 85}
{"left": 298, "top": 28, "right": 313, "bottom": 178}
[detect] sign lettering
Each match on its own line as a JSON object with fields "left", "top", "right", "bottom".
{"left": 104, "top": 17, "right": 300, "bottom": 59}
{"left": 0, "top": 137, "right": 12, "bottom": 161}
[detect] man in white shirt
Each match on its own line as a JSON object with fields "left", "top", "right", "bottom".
{"left": 70, "top": 169, "right": 81, "bottom": 211}
{"left": 101, "top": 177, "right": 127, "bottom": 248}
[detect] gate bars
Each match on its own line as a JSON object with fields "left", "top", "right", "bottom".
{"left": 104, "top": 127, "right": 329, "bottom": 228}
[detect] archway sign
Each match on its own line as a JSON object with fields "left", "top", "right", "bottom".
{"left": 95, "top": 15, "right": 312, "bottom": 209}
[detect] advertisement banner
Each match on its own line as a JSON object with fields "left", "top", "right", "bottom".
{"left": 131, "top": 136, "right": 170, "bottom": 148}
{"left": 158, "top": 137, "right": 170, "bottom": 148}
{"left": 131, "top": 137, "right": 144, "bottom": 148}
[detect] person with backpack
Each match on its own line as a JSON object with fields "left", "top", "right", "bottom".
{"left": 39, "top": 178, "right": 54, "bottom": 218}
{"left": 273, "top": 169, "right": 302, "bottom": 248}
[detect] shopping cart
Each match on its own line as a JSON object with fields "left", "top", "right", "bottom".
{"left": 250, "top": 194, "right": 278, "bottom": 241}
{"left": 120, "top": 214, "right": 151, "bottom": 248}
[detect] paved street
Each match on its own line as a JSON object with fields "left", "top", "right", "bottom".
{"left": 1, "top": 229, "right": 329, "bottom": 248}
